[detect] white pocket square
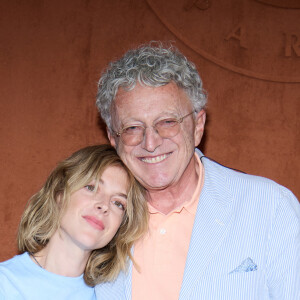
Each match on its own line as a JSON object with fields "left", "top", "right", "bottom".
{"left": 229, "top": 257, "right": 257, "bottom": 274}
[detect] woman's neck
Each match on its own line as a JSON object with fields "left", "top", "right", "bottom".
{"left": 30, "top": 232, "right": 90, "bottom": 277}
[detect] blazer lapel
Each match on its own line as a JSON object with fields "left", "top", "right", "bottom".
{"left": 95, "top": 258, "right": 132, "bottom": 300}
{"left": 124, "top": 259, "right": 133, "bottom": 300}
{"left": 179, "top": 157, "right": 234, "bottom": 299}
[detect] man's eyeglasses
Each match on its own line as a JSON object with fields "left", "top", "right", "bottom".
{"left": 113, "top": 111, "right": 195, "bottom": 146}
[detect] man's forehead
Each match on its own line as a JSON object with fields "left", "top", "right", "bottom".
{"left": 113, "top": 83, "right": 192, "bottom": 111}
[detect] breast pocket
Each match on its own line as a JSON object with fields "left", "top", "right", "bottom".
{"left": 188, "top": 271, "right": 269, "bottom": 300}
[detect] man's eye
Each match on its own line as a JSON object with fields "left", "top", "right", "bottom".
{"left": 84, "top": 185, "right": 95, "bottom": 192}
{"left": 112, "top": 200, "right": 126, "bottom": 211}
{"left": 123, "top": 126, "right": 143, "bottom": 135}
{"left": 157, "top": 118, "right": 178, "bottom": 128}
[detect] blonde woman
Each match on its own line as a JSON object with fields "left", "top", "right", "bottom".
{"left": 0, "top": 145, "right": 148, "bottom": 299}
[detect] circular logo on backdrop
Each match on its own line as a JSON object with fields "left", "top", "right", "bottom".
{"left": 254, "top": 0, "right": 300, "bottom": 9}
{"left": 146, "top": 0, "right": 300, "bottom": 82}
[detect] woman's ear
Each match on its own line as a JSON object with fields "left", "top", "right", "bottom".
{"left": 56, "top": 193, "right": 63, "bottom": 208}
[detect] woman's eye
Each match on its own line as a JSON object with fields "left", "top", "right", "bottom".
{"left": 112, "top": 200, "right": 125, "bottom": 211}
{"left": 84, "top": 185, "right": 95, "bottom": 192}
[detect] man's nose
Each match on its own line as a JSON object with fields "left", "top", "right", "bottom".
{"left": 141, "top": 126, "right": 163, "bottom": 152}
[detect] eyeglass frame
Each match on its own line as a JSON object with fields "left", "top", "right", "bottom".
{"left": 112, "top": 110, "right": 196, "bottom": 145}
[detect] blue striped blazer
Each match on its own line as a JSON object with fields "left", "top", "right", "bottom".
{"left": 95, "top": 149, "right": 300, "bottom": 300}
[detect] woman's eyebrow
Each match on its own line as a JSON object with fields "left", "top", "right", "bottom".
{"left": 114, "top": 193, "right": 128, "bottom": 200}
{"left": 98, "top": 179, "right": 128, "bottom": 199}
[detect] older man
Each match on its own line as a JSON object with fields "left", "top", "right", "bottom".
{"left": 95, "top": 43, "right": 299, "bottom": 300}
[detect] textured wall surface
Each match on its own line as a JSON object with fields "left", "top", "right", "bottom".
{"left": 0, "top": 0, "right": 299, "bottom": 261}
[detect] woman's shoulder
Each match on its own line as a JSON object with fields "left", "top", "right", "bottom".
{"left": 0, "top": 252, "right": 28, "bottom": 271}
{"left": 0, "top": 253, "right": 31, "bottom": 298}
{"left": 0, "top": 252, "right": 96, "bottom": 299}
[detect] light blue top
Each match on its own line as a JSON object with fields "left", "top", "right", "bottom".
{"left": 95, "top": 149, "right": 300, "bottom": 300}
{"left": 0, "top": 252, "right": 96, "bottom": 300}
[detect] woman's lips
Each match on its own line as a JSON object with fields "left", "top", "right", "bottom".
{"left": 83, "top": 215, "right": 105, "bottom": 230}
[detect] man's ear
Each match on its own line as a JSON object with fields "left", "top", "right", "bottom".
{"left": 194, "top": 109, "right": 206, "bottom": 147}
{"left": 107, "top": 128, "right": 116, "bottom": 148}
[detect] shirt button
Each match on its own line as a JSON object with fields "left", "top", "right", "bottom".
{"left": 159, "top": 228, "right": 167, "bottom": 235}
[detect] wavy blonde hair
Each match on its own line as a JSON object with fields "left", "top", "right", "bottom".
{"left": 17, "top": 144, "right": 148, "bottom": 286}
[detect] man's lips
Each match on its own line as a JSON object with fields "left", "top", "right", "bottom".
{"left": 139, "top": 152, "right": 172, "bottom": 164}
{"left": 83, "top": 216, "right": 105, "bottom": 230}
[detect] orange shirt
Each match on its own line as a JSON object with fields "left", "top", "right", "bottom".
{"left": 132, "top": 154, "right": 204, "bottom": 300}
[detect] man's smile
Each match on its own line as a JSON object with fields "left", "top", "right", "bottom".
{"left": 139, "top": 152, "right": 172, "bottom": 164}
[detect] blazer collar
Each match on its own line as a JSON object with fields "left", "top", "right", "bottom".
{"left": 179, "top": 151, "right": 234, "bottom": 299}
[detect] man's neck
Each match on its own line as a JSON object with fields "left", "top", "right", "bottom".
{"left": 146, "top": 155, "right": 201, "bottom": 215}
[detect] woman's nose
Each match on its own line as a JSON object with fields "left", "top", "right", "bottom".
{"left": 95, "top": 198, "right": 109, "bottom": 214}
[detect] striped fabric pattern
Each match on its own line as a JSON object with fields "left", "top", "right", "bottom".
{"left": 96, "top": 149, "right": 300, "bottom": 300}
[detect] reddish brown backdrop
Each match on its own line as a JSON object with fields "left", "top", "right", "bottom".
{"left": 0, "top": 0, "right": 299, "bottom": 261}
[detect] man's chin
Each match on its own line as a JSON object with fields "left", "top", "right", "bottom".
{"left": 139, "top": 178, "right": 174, "bottom": 192}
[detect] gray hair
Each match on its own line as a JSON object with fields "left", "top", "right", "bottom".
{"left": 96, "top": 42, "right": 207, "bottom": 131}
